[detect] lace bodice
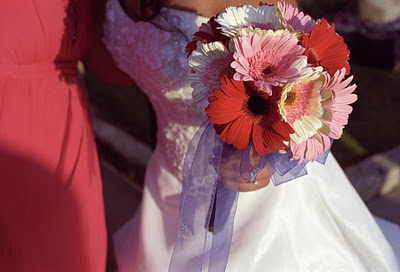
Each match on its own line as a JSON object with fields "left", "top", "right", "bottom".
{"left": 104, "top": 0, "right": 208, "bottom": 180}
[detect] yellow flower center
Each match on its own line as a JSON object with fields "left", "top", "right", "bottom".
{"left": 284, "top": 89, "right": 299, "bottom": 111}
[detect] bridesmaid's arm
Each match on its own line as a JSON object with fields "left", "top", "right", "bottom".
{"left": 82, "top": 0, "right": 136, "bottom": 88}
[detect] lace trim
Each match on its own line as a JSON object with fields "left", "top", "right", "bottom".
{"left": 104, "top": 0, "right": 208, "bottom": 179}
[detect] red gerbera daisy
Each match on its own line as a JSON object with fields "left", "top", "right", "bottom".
{"left": 302, "top": 18, "right": 351, "bottom": 76}
{"left": 206, "top": 77, "right": 294, "bottom": 156}
{"left": 185, "top": 17, "right": 230, "bottom": 57}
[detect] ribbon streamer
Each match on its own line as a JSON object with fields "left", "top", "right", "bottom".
{"left": 169, "top": 121, "right": 332, "bottom": 271}
{"left": 169, "top": 121, "right": 243, "bottom": 271}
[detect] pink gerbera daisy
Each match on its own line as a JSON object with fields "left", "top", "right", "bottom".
{"left": 324, "top": 68, "right": 358, "bottom": 139}
{"left": 288, "top": 68, "right": 357, "bottom": 162}
{"left": 231, "top": 30, "right": 306, "bottom": 95}
{"left": 277, "top": 1, "right": 316, "bottom": 33}
{"left": 290, "top": 131, "right": 331, "bottom": 163}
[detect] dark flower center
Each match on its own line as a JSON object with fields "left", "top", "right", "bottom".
{"left": 248, "top": 95, "right": 267, "bottom": 116}
{"left": 262, "top": 64, "right": 275, "bottom": 76}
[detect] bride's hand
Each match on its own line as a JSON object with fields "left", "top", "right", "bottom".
{"left": 239, "top": 145, "right": 271, "bottom": 192}
{"left": 219, "top": 146, "right": 271, "bottom": 192}
{"left": 239, "top": 166, "right": 270, "bottom": 192}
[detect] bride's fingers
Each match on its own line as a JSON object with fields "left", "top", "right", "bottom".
{"left": 218, "top": 166, "right": 270, "bottom": 192}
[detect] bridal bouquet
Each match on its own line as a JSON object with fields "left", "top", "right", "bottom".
{"left": 170, "top": 3, "right": 357, "bottom": 271}
{"left": 186, "top": 2, "right": 357, "bottom": 166}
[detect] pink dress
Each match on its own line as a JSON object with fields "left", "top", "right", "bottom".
{"left": 0, "top": 1, "right": 107, "bottom": 271}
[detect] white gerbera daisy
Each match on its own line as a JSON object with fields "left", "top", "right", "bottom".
{"left": 188, "top": 41, "right": 233, "bottom": 104}
{"left": 278, "top": 66, "right": 327, "bottom": 143}
{"left": 215, "top": 5, "right": 277, "bottom": 37}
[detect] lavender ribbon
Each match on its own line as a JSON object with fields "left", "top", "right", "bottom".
{"left": 169, "top": 121, "right": 241, "bottom": 271}
{"left": 169, "top": 121, "right": 332, "bottom": 271}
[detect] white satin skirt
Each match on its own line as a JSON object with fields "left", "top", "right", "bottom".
{"left": 114, "top": 151, "right": 400, "bottom": 271}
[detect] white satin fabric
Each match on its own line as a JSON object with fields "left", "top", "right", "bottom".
{"left": 103, "top": 0, "right": 400, "bottom": 271}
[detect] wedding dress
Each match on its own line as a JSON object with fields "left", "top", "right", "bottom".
{"left": 103, "top": 0, "right": 400, "bottom": 271}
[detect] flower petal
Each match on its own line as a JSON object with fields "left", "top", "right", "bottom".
{"left": 302, "top": 19, "right": 351, "bottom": 75}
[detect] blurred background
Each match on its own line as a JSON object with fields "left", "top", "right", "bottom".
{"left": 82, "top": 0, "right": 400, "bottom": 269}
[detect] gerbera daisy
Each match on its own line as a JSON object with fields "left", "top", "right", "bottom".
{"left": 278, "top": 67, "right": 327, "bottom": 144}
{"left": 290, "top": 131, "right": 331, "bottom": 163}
{"left": 185, "top": 17, "right": 230, "bottom": 57}
{"left": 188, "top": 41, "right": 234, "bottom": 104}
{"left": 302, "top": 18, "right": 351, "bottom": 75}
{"left": 206, "top": 77, "right": 294, "bottom": 156}
{"left": 324, "top": 68, "right": 357, "bottom": 139}
{"left": 277, "top": 1, "right": 315, "bottom": 33}
{"left": 215, "top": 5, "right": 276, "bottom": 37}
{"left": 231, "top": 30, "right": 306, "bottom": 95}
{"left": 287, "top": 68, "right": 356, "bottom": 162}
